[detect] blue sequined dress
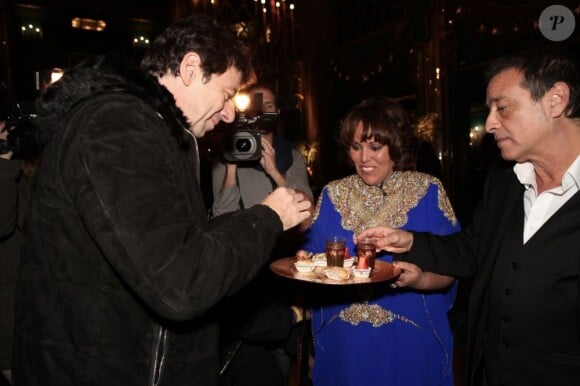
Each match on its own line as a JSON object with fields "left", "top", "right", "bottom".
{"left": 302, "top": 171, "right": 460, "bottom": 386}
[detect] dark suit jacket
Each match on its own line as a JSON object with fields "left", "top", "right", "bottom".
{"left": 402, "top": 165, "right": 580, "bottom": 386}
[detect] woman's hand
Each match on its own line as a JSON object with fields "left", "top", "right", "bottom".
{"left": 391, "top": 261, "right": 455, "bottom": 290}
{"left": 259, "top": 138, "right": 277, "bottom": 175}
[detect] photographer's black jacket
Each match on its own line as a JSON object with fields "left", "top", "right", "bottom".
{"left": 13, "top": 55, "right": 283, "bottom": 386}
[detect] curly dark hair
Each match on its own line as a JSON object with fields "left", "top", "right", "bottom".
{"left": 339, "top": 98, "right": 417, "bottom": 171}
{"left": 141, "top": 14, "right": 254, "bottom": 85}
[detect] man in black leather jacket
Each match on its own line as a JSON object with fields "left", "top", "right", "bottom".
{"left": 12, "top": 15, "right": 311, "bottom": 386}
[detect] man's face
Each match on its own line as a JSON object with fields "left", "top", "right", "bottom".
{"left": 484, "top": 68, "right": 553, "bottom": 163}
{"left": 179, "top": 66, "right": 243, "bottom": 138}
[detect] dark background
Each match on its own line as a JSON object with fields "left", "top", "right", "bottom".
{"left": 1, "top": 0, "right": 579, "bottom": 224}
{"left": 1, "top": 3, "right": 579, "bottom": 386}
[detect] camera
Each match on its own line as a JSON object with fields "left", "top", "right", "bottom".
{"left": 0, "top": 114, "right": 40, "bottom": 159}
{"left": 223, "top": 121, "right": 261, "bottom": 162}
{"left": 222, "top": 112, "right": 279, "bottom": 162}
{"left": 222, "top": 89, "right": 280, "bottom": 162}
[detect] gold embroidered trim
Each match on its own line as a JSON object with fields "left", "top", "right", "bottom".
{"left": 312, "top": 171, "right": 457, "bottom": 233}
{"left": 337, "top": 303, "right": 419, "bottom": 328}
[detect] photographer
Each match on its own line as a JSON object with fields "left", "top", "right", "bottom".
{"left": 212, "top": 85, "right": 313, "bottom": 220}
{"left": 212, "top": 85, "right": 313, "bottom": 386}
{"left": 0, "top": 94, "right": 38, "bottom": 385}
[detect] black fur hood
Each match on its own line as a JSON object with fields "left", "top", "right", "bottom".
{"left": 35, "top": 54, "right": 191, "bottom": 149}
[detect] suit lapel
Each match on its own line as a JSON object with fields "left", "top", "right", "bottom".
{"left": 485, "top": 171, "right": 524, "bottom": 261}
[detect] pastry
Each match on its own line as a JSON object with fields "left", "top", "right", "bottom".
{"left": 323, "top": 266, "right": 350, "bottom": 280}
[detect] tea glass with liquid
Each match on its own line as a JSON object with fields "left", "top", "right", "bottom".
{"left": 326, "top": 236, "right": 346, "bottom": 267}
{"left": 356, "top": 237, "right": 377, "bottom": 269}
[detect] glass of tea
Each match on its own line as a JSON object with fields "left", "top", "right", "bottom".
{"left": 356, "top": 237, "right": 377, "bottom": 269}
{"left": 325, "top": 236, "right": 346, "bottom": 267}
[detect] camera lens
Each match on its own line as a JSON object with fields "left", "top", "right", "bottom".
{"left": 235, "top": 138, "right": 252, "bottom": 152}
{"left": 223, "top": 129, "right": 261, "bottom": 162}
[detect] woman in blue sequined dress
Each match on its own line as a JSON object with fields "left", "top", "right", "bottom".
{"left": 301, "top": 98, "right": 460, "bottom": 386}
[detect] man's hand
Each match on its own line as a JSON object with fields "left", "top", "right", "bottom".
{"left": 357, "top": 227, "right": 455, "bottom": 291}
{"left": 356, "top": 226, "right": 413, "bottom": 253}
{"left": 261, "top": 187, "right": 312, "bottom": 231}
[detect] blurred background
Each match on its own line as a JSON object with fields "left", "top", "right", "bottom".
{"left": 1, "top": 0, "right": 579, "bottom": 224}
{"left": 1, "top": 2, "right": 579, "bottom": 385}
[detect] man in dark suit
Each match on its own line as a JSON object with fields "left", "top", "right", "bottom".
{"left": 357, "top": 47, "right": 580, "bottom": 386}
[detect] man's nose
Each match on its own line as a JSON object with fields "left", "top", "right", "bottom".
{"left": 484, "top": 111, "right": 498, "bottom": 133}
{"left": 221, "top": 100, "right": 236, "bottom": 123}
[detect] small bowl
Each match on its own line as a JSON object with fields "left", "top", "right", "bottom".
{"left": 294, "top": 261, "right": 315, "bottom": 273}
{"left": 312, "top": 253, "right": 327, "bottom": 266}
{"left": 353, "top": 267, "right": 372, "bottom": 278}
{"left": 342, "top": 258, "right": 354, "bottom": 268}
{"left": 313, "top": 259, "right": 327, "bottom": 267}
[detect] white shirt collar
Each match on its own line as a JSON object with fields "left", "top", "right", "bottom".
{"left": 513, "top": 162, "right": 536, "bottom": 190}
{"left": 513, "top": 155, "right": 580, "bottom": 192}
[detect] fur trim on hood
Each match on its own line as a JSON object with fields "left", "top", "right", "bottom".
{"left": 35, "top": 54, "right": 191, "bottom": 150}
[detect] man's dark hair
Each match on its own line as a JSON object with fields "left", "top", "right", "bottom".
{"left": 141, "top": 14, "right": 254, "bottom": 85}
{"left": 485, "top": 46, "right": 580, "bottom": 118}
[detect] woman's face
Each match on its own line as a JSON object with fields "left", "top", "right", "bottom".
{"left": 348, "top": 123, "right": 394, "bottom": 186}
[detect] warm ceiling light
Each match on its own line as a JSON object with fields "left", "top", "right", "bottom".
{"left": 234, "top": 93, "right": 251, "bottom": 112}
{"left": 132, "top": 35, "right": 150, "bottom": 46}
{"left": 21, "top": 22, "right": 42, "bottom": 37}
{"left": 71, "top": 17, "right": 106, "bottom": 32}
{"left": 50, "top": 68, "right": 64, "bottom": 84}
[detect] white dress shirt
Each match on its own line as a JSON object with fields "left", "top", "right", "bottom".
{"left": 514, "top": 155, "right": 580, "bottom": 243}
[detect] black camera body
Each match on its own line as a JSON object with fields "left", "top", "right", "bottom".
{"left": 222, "top": 112, "right": 279, "bottom": 162}
{"left": 0, "top": 114, "right": 40, "bottom": 159}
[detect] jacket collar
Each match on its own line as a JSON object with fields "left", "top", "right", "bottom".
{"left": 35, "top": 54, "right": 191, "bottom": 150}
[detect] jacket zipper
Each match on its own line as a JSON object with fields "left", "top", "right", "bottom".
{"left": 150, "top": 324, "right": 168, "bottom": 386}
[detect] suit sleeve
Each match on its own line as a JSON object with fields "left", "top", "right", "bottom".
{"left": 403, "top": 176, "right": 492, "bottom": 278}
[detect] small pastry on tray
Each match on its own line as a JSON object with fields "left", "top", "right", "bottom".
{"left": 322, "top": 266, "right": 350, "bottom": 281}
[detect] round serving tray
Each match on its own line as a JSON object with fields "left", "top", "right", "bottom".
{"left": 270, "top": 257, "right": 401, "bottom": 285}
